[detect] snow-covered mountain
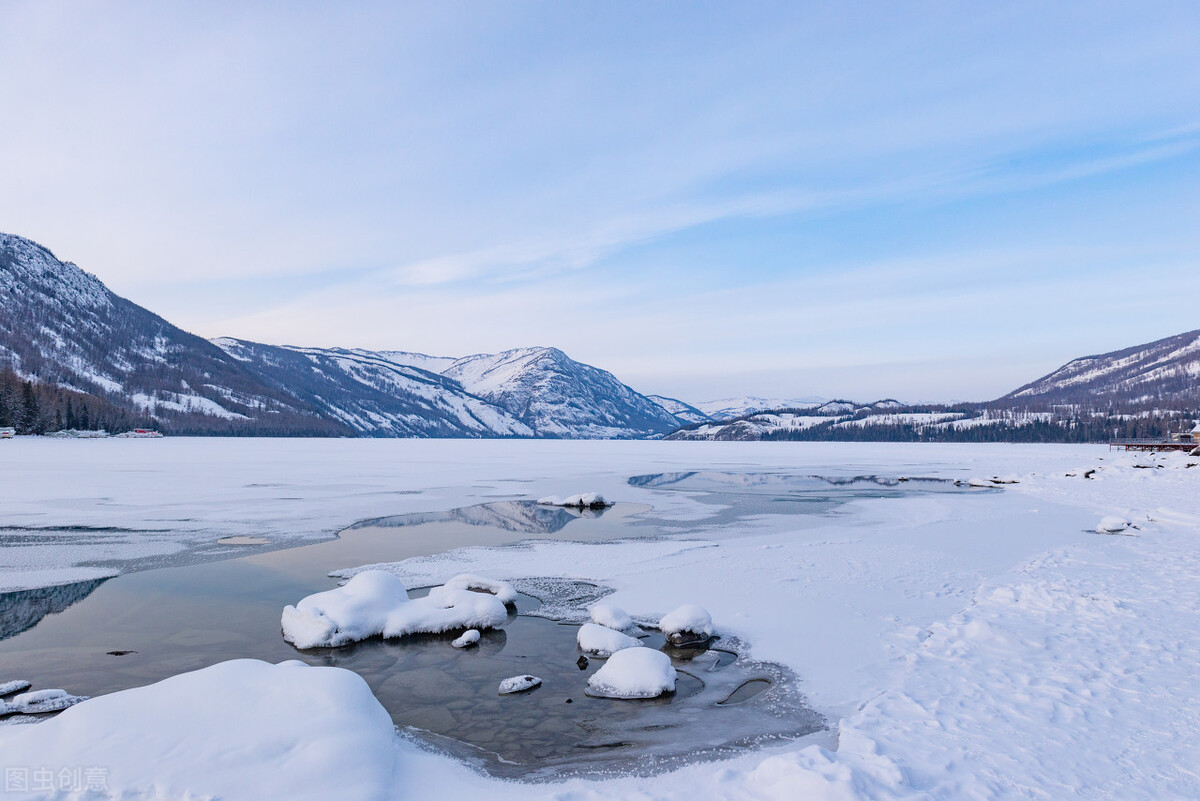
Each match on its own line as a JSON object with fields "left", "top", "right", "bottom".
{"left": 211, "top": 341, "right": 534, "bottom": 437}
{"left": 0, "top": 232, "right": 343, "bottom": 435}
{"left": 1003, "top": 329, "right": 1200, "bottom": 410}
{"left": 1, "top": 231, "right": 690, "bottom": 438}
{"left": 647, "top": 395, "right": 711, "bottom": 425}
{"left": 696, "top": 395, "right": 825, "bottom": 421}
{"left": 442, "top": 347, "right": 683, "bottom": 438}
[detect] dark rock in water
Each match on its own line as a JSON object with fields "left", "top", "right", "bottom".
{"left": 565, "top": 698, "right": 573, "bottom": 704}
{"left": 576, "top": 655, "right": 589, "bottom": 670}
{"left": 107, "top": 650, "right": 136, "bottom": 656}
{"left": 667, "top": 631, "right": 711, "bottom": 648}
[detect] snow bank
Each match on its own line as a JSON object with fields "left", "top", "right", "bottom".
{"left": 281, "top": 570, "right": 507, "bottom": 649}
{"left": 577, "top": 622, "right": 643, "bottom": 657}
{"left": 589, "top": 601, "right": 635, "bottom": 631}
{"left": 537, "top": 492, "right": 610, "bottom": 508}
{"left": 586, "top": 647, "right": 677, "bottom": 699}
{"left": 0, "top": 660, "right": 397, "bottom": 801}
{"left": 659, "top": 604, "right": 713, "bottom": 642}
{"left": 498, "top": 675, "right": 542, "bottom": 694}
{"left": 452, "top": 629, "right": 480, "bottom": 648}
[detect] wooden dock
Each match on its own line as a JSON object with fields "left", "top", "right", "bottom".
{"left": 1109, "top": 438, "right": 1199, "bottom": 452}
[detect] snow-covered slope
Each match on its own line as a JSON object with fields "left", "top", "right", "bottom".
{"left": 0, "top": 232, "right": 342, "bottom": 435}
{"left": 443, "top": 347, "right": 683, "bottom": 438}
{"left": 1004, "top": 329, "right": 1200, "bottom": 409}
{"left": 212, "top": 340, "right": 533, "bottom": 438}
{"left": 647, "top": 395, "right": 711, "bottom": 425}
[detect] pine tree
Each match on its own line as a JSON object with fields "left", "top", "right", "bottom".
{"left": 20, "top": 381, "right": 39, "bottom": 434}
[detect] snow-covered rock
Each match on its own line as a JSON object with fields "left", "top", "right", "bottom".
{"left": 0, "top": 659, "right": 397, "bottom": 801}
{"left": 537, "top": 492, "right": 610, "bottom": 509}
{"left": 498, "top": 675, "right": 542, "bottom": 694}
{"left": 451, "top": 629, "right": 480, "bottom": 649}
{"left": 577, "top": 622, "right": 644, "bottom": 657}
{"left": 589, "top": 602, "right": 635, "bottom": 632}
{"left": 4, "top": 688, "right": 88, "bottom": 714}
{"left": 1096, "top": 516, "right": 1136, "bottom": 535}
{"left": 281, "top": 570, "right": 508, "bottom": 649}
{"left": 659, "top": 604, "right": 713, "bottom": 643}
{"left": 0, "top": 679, "right": 30, "bottom": 696}
{"left": 586, "top": 648, "right": 677, "bottom": 699}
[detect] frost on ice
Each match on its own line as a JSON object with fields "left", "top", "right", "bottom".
{"left": 576, "top": 622, "right": 643, "bottom": 657}
{"left": 586, "top": 648, "right": 677, "bottom": 699}
{"left": 281, "top": 570, "right": 509, "bottom": 649}
{"left": 589, "top": 601, "right": 635, "bottom": 631}
{"left": 537, "top": 492, "right": 611, "bottom": 509}
{"left": 659, "top": 604, "right": 713, "bottom": 645}
{"left": 498, "top": 675, "right": 542, "bottom": 694}
{"left": 452, "top": 629, "right": 480, "bottom": 649}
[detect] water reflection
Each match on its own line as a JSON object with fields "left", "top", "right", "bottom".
{"left": 0, "top": 578, "right": 109, "bottom": 641}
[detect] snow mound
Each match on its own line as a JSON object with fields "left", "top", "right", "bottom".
{"left": 452, "top": 629, "right": 480, "bottom": 649}
{"left": 586, "top": 647, "right": 677, "bottom": 699}
{"left": 441, "top": 573, "right": 517, "bottom": 605}
{"left": 589, "top": 601, "right": 635, "bottom": 631}
{"left": 577, "top": 622, "right": 644, "bottom": 657}
{"left": 659, "top": 604, "right": 713, "bottom": 643}
{"left": 3, "top": 688, "right": 89, "bottom": 714}
{"left": 498, "top": 674, "right": 542, "bottom": 694}
{"left": 1096, "top": 516, "right": 1136, "bottom": 535}
{"left": 0, "top": 660, "right": 397, "bottom": 801}
{"left": 537, "top": 492, "right": 611, "bottom": 509}
{"left": 281, "top": 570, "right": 507, "bottom": 649}
{"left": 0, "top": 679, "right": 30, "bottom": 696}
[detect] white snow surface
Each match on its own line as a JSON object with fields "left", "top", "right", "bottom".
{"left": 0, "top": 659, "right": 397, "bottom": 801}
{"left": 281, "top": 570, "right": 508, "bottom": 648}
{"left": 0, "top": 680, "right": 31, "bottom": 696}
{"left": 4, "top": 441, "right": 1200, "bottom": 799}
{"left": 577, "top": 622, "right": 644, "bottom": 657}
{"left": 586, "top": 647, "right": 677, "bottom": 699}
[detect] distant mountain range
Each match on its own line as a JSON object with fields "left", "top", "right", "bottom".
{"left": 669, "top": 334, "right": 1200, "bottom": 442}
{"left": 2, "top": 230, "right": 1196, "bottom": 440}
{"left": 0, "top": 232, "right": 686, "bottom": 438}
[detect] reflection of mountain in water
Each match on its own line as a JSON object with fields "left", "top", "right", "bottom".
{"left": 629, "top": 472, "right": 952, "bottom": 492}
{"left": 0, "top": 578, "right": 108, "bottom": 641}
{"left": 348, "top": 500, "right": 605, "bottom": 536}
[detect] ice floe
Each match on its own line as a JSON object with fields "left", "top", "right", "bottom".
{"left": 577, "top": 622, "right": 643, "bottom": 657}
{"left": 281, "top": 570, "right": 508, "bottom": 649}
{"left": 586, "top": 648, "right": 677, "bottom": 699}
{"left": 441, "top": 573, "right": 518, "bottom": 605}
{"left": 1, "top": 688, "right": 88, "bottom": 715}
{"left": 0, "top": 679, "right": 31, "bottom": 696}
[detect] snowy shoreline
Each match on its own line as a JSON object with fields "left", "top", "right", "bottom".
{"left": 1, "top": 440, "right": 1198, "bottom": 799}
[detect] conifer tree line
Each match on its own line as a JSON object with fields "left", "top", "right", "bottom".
{"left": 0, "top": 366, "right": 147, "bottom": 434}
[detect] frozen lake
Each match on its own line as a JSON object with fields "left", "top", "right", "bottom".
{"left": 3, "top": 439, "right": 1198, "bottom": 800}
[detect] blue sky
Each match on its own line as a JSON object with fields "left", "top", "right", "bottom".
{"left": 1, "top": 2, "right": 1198, "bottom": 402}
